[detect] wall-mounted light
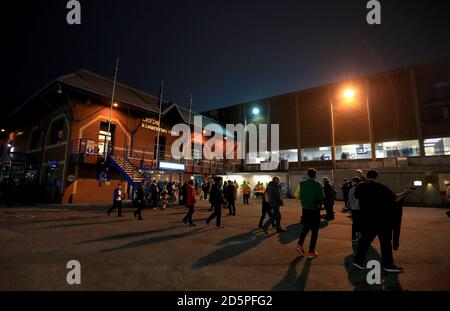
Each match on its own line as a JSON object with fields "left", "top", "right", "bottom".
{"left": 113, "top": 102, "right": 119, "bottom": 108}
{"left": 1, "top": 129, "right": 5, "bottom": 133}
{"left": 252, "top": 107, "right": 260, "bottom": 115}
{"left": 343, "top": 88, "right": 355, "bottom": 100}
{"left": 425, "top": 174, "right": 433, "bottom": 184}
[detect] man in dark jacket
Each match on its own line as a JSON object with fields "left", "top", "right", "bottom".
{"left": 258, "top": 188, "right": 276, "bottom": 229}
{"left": 206, "top": 177, "right": 225, "bottom": 228}
{"left": 151, "top": 180, "right": 159, "bottom": 210}
{"left": 107, "top": 183, "right": 123, "bottom": 217}
{"left": 352, "top": 169, "right": 409, "bottom": 273}
{"left": 323, "top": 177, "right": 336, "bottom": 220}
{"left": 341, "top": 178, "right": 352, "bottom": 211}
{"left": 225, "top": 180, "right": 236, "bottom": 216}
{"left": 133, "top": 183, "right": 145, "bottom": 220}
{"left": 262, "top": 177, "right": 285, "bottom": 234}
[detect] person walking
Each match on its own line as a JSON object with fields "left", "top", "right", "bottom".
{"left": 206, "top": 177, "right": 225, "bottom": 228}
{"left": 201, "top": 181, "right": 210, "bottom": 200}
{"left": 348, "top": 176, "right": 362, "bottom": 242}
{"left": 258, "top": 188, "right": 276, "bottom": 229}
{"left": 241, "top": 181, "right": 251, "bottom": 205}
{"left": 262, "top": 177, "right": 285, "bottom": 234}
{"left": 134, "top": 183, "right": 145, "bottom": 220}
{"left": 107, "top": 183, "right": 123, "bottom": 217}
{"left": 322, "top": 177, "right": 336, "bottom": 220}
{"left": 352, "top": 169, "right": 409, "bottom": 273}
{"left": 182, "top": 180, "right": 197, "bottom": 226}
{"left": 295, "top": 168, "right": 324, "bottom": 259}
{"left": 225, "top": 180, "right": 236, "bottom": 216}
{"left": 151, "top": 180, "right": 159, "bottom": 210}
{"left": 341, "top": 178, "right": 351, "bottom": 212}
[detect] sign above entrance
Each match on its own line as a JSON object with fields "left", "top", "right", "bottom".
{"left": 141, "top": 118, "right": 175, "bottom": 135}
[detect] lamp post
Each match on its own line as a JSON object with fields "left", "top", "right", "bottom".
{"left": 329, "top": 89, "right": 336, "bottom": 170}
{"left": 104, "top": 58, "right": 119, "bottom": 160}
{"left": 334, "top": 84, "right": 375, "bottom": 163}
{"left": 155, "top": 80, "right": 164, "bottom": 173}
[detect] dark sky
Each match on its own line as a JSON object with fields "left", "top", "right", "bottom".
{"left": 2, "top": 0, "right": 450, "bottom": 114}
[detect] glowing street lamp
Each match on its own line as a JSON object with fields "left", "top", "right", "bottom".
{"left": 343, "top": 88, "right": 355, "bottom": 100}
{"left": 252, "top": 107, "right": 260, "bottom": 115}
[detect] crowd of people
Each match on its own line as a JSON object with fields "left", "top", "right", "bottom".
{"left": 107, "top": 168, "right": 416, "bottom": 274}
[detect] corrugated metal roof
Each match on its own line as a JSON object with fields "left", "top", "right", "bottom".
{"left": 58, "top": 69, "right": 161, "bottom": 112}
{"left": 162, "top": 104, "right": 234, "bottom": 137}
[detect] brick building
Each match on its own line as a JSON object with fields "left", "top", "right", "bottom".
{"left": 0, "top": 70, "right": 230, "bottom": 204}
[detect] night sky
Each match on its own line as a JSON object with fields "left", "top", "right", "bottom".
{"left": 2, "top": 0, "right": 450, "bottom": 117}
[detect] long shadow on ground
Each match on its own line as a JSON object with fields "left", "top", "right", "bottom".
{"left": 344, "top": 244, "right": 403, "bottom": 291}
{"left": 192, "top": 229, "right": 267, "bottom": 269}
{"left": 76, "top": 226, "right": 177, "bottom": 245}
{"left": 272, "top": 256, "right": 312, "bottom": 290}
{"left": 36, "top": 219, "right": 134, "bottom": 229}
{"left": 99, "top": 227, "right": 210, "bottom": 253}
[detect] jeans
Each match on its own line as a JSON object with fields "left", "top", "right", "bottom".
{"left": 259, "top": 203, "right": 276, "bottom": 227}
{"left": 108, "top": 200, "right": 122, "bottom": 216}
{"left": 183, "top": 205, "right": 194, "bottom": 224}
{"left": 243, "top": 194, "right": 250, "bottom": 204}
{"left": 351, "top": 210, "right": 361, "bottom": 240}
{"left": 206, "top": 205, "right": 222, "bottom": 227}
{"left": 354, "top": 225, "right": 394, "bottom": 267}
{"left": 227, "top": 199, "right": 236, "bottom": 215}
{"left": 324, "top": 201, "right": 334, "bottom": 219}
{"left": 298, "top": 209, "right": 321, "bottom": 252}
{"left": 263, "top": 205, "right": 281, "bottom": 229}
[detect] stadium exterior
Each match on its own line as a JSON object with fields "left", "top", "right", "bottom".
{"left": 203, "top": 58, "right": 450, "bottom": 206}
{"left": 1, "top": 58, "right": 449, "bottom": 206}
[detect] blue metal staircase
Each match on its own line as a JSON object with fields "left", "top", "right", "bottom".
{"left": 108, "top": 152, "right": 144, "bottom": 187}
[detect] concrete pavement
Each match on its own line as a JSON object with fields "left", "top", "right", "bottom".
{"left": 0, "top": 199, "right": 448, "bottom": 290}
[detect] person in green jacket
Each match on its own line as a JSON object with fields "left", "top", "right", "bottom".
{"left": 294, "top": 168, "right": 324, "bottom": 259}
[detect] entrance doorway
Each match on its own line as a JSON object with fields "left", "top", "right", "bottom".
{"left": 98, "top": 122, "right": 116, "bottom": 156}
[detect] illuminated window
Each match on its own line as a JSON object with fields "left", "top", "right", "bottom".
{"left": 271, "top": 149, "right": 298, "bottom": 162}
{"left": 301, "top": 147, "right": 332, "bottom": 161}
{"left": 424, "top": 137, "right": 450, "bottom": 156}
{"left": 245, "top": 151, "right": 270, "bottom": 164}
{"left": 375, "top": 140, "right": 419, "bottom": 158}
{"left": 336, "top": 144, "right": 372, "bottom": 160}
{"left": 98, "top": 122, "right": 115, "bottom": 156}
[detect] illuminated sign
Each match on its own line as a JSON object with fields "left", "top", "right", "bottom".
{"left": 141, "top": 118, "right": 175, "bottom": 135}
{"left": 159, "top": 162, "right": 185, "bottom": 170}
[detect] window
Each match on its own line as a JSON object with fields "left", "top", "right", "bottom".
{"left": 277, "top": 149, "right": 298, "bottom": 162}
{"left": 336, "top": 144, "right": 372, "bottom": 160}
{"left": 192, "top": 142, "right": 202, "bottom": 166}
{"left": 375, "top": 140, "right": 419, "bottom": 158}
{"left": 424, "top": 137, "right": 450, "bottom": 156}
{"left": 301, "top": 147, "right": 332, "bottom": 161}
{"left": 245, "top": 151, "right": 270, "bottom": 164}
{"left": 49, "top": 119, "right": 65, "bottom": 145}
{"left": 98, "top": 122, "right": 115, "bottom": 156}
